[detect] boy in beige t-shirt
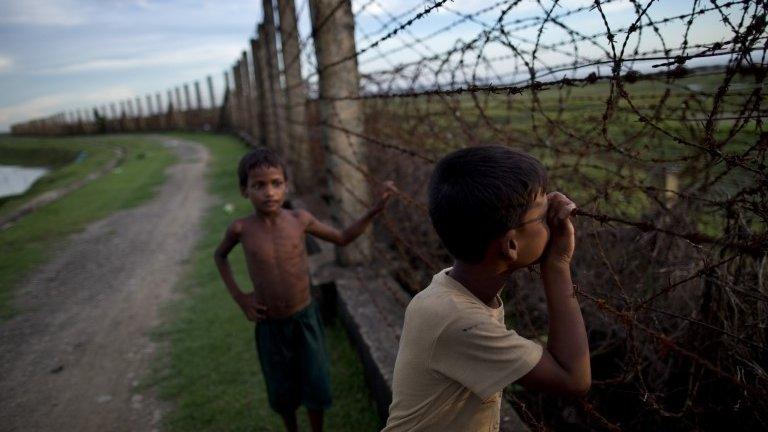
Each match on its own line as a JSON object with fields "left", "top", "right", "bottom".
{"left": 383, "top": 146, "right": 591, "bottom": 431}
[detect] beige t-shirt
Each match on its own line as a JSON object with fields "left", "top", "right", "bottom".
{"left": 382, "top": 268, "right": 543, "bottom": 432}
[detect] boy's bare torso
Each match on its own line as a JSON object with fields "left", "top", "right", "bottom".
{"left": 238, "top": 208, "right": 311, "bottom": 319}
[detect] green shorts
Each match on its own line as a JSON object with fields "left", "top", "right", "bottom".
{"left": 255, "top": 302, "right": 332, "bottom": 414}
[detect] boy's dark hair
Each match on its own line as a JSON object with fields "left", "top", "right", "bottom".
{"left": 237, "top": 148, "right": 288, "bottom": 188}
{"left": 428, "top": 145, "right": 548, "bottom": 263}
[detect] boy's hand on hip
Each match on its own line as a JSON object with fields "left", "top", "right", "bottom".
{"left": 372, "top": 180, "right": 398, "bottom": 213}
{"left": 235, "top": 291, "right": 267, "bottom": 322}
{"left": 543, "top": 191, "right": 577, "bottom": 268}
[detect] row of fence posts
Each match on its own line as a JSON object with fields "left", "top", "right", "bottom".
{"left": 10, "top": 76, "right": 221, "bottom": 137}
{"left": 9, "top": 0, "right": 372, "bottom": 266}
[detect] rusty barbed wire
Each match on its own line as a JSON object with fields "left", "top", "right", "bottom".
{"left": 293, "top": 1, "right": 768, "bottom": 430}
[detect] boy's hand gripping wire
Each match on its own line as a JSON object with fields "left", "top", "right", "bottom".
{"left": 542, "top": 191, "right": 577, "bottom": 268}
{"left": 371, "top": 180, "right": 399, "bottom": 213}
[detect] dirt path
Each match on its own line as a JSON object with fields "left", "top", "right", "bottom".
{"left": 0, "top": 138, "right": 211, "bottom": 432}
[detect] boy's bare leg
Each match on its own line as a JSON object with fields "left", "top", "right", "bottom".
{"left": 281, "top": 411, "right": 298, "bottom": 432}
{"left": 308, "top": 409, "right": 324, "bottom": 432}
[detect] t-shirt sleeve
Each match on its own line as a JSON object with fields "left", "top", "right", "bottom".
{"left": 429, "top": 314, "right": 543, "bottom": 400}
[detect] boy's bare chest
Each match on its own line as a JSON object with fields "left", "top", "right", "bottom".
{"left": 240, "top": 218, "right": 306, "bottom": 261}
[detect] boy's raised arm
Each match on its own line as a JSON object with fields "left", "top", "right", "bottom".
{"left": 518, "top": 192, "right": 591, "bottom": 396}
{"left": 301, "top": 181, "right": 397, "bottom": 246}
{"left": 213, "top": 220, "right": 265, "bottom": 321}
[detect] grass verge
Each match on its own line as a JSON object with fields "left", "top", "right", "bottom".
{"left": 0, "top": 134, "right": 175, "bottom": 319}
{"left": 150, "top": 132, "right": 379, "bottom": 431}
{"left": 0, "top": 135, "right": 118, "bottom": 218}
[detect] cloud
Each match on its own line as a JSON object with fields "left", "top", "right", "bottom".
{"left": 0, "top": 0, "right": 85, "bottom": 26}
{"left": 358, "top": 0, "right": 634, "bottom": 17}
{"left": 0, "top": 55, "right": 13, "bottom": 73}
{"left": 0, "top": 86, "right": 134, "bottom": 129}
{"left": 39, "top": 42, "right": 243, "bottom": 74}
{"left": 355, "top": 0, "right": 417, "bottom": 16}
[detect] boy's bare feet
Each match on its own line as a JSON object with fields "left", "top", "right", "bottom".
{"left": 308, "top": 409, "right": 324, "bottom": 432}
{"left": 281, "top": 411, "right": 298, "bottom": 432}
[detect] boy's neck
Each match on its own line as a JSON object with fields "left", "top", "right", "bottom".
{"left": 255, "top": 208, "right": 282, "bottom": 223}
{"left": 448, "top": 260, "right": 509, "bottom": 307}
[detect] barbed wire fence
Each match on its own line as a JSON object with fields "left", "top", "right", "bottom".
{"left": 10, "top": 0, "right": 767, "bottom": 430}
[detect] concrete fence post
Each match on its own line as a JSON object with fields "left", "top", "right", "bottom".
{"left": 146, "top": 94, "right": 154, "bottom": 116}
{"left": 174, "top": 87, "right": 182, "bottom": 111}
{"left": 277, "top": 0, "right": 312, "bottom": 192}
{"left": 74, "top": 110, "right": 83, "bottom": 134}
{"left": 85, "top": 108, "right": 93, "bottom": 134}
{"left": 207, "top": 75, "right": 216, "bottom": 109}
{"left": 194, "top": 80, "right": 203, "bottom": 111}
{"left": 223, "top": 70, "right": 234, "bottom": 129}
{"left": 239, "top": 51, "right": 254, "bottom": 138}
{"left": 249, "top": 38, "right": 266, "bottom": 146}
{"left": 125, "top": 99, "right": 134, "bottom": 132}
{"left": 154, "top": 93, "right": 162, "bottom": 129}
{"left": 174, "top": 87, "right": 185, "bottom": 129}
{"left": 193, "top": 80, "right": 203, "bottom": 128}
{"left": 255, "top": 33, "right": 278, "bottom": 149}
{"left": 109, "top": 103, "right": 118, "bottom": 132}
{"left": 205, "top": 75, "right": 216, "bottom": 128}
{"left": 78, "top": 109, "right": 86, "bottom": 133}
{"left": 145, "top": 94, "right": 154, "bottom": 130}
{"left": 135, "top": 96, "right": 145, "bottom": 131}
{"left": 232, "top": 62, "right": 244, "bottom": 132}
{"left": 119, "top": 101, "right": 128, "bottom": 132}
{"left": 166, "top": 90, "right": 175, "bottom": 129}
{"left": 262, "top": 0, "right": 289, "bottom": 153}
{"left": 309, "top": 0, "right": 371, "bottom": 265}
{"left": 99, "top": 105, "right": 108, "bottom": 133}
{"left": 183, "top": 83, "right": 192, "bottom": 112}
{"left": 183, "top": 83, "right": 193, "bottom": 128}
{"left": 129, "top": 99, "right": 138, "bottom": 131}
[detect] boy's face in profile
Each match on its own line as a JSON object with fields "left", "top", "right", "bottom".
{"left": 241, "top": 165, "right": 287, "bottom": 214}
{"left": 508, "top": 192, "right": 550, "bottom": 268}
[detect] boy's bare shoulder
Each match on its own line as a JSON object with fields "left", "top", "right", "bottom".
{"left": 227, "top": 216, "right": 254, "bottom": 235}
{"left": 289, "top": 208, "right": 316, "bottom": 227}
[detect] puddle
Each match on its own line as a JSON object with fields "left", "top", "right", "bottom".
{"left": 0, "top": 165, "right": 49, "bottom": 199}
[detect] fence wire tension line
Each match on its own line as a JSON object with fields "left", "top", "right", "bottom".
{"left": 11, "top": 0, "right": 768, "bottom": 430}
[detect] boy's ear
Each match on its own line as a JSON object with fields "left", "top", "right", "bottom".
{"left": 240, "top": 185, "right": 247, "bottom": 198}
{"left": 500, "top": 229, "right": 518, "bottom": 262}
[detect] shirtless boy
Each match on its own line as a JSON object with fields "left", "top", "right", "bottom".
{"left": 214, "top": 148, "right": 395, "bottom": 432}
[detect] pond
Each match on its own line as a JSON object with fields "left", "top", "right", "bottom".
{"left": 0, "top": 165, "right": 49, "bottom": 199}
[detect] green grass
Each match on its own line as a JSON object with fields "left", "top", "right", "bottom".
{"left": 150, "top": 132, "right": 379, "bottom": 432}
{"left": 0, "top": 136, "right": 119, "bottom": 218}
{"left": 0, "top": 135, "right": 175, "bottom": 319}
{"left": 366, "top": 70, "right": 763, "bottom": 237}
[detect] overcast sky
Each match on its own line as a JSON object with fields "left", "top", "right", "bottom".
{"left": 0, "top": 0, "right": 740, "bottom": 132}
